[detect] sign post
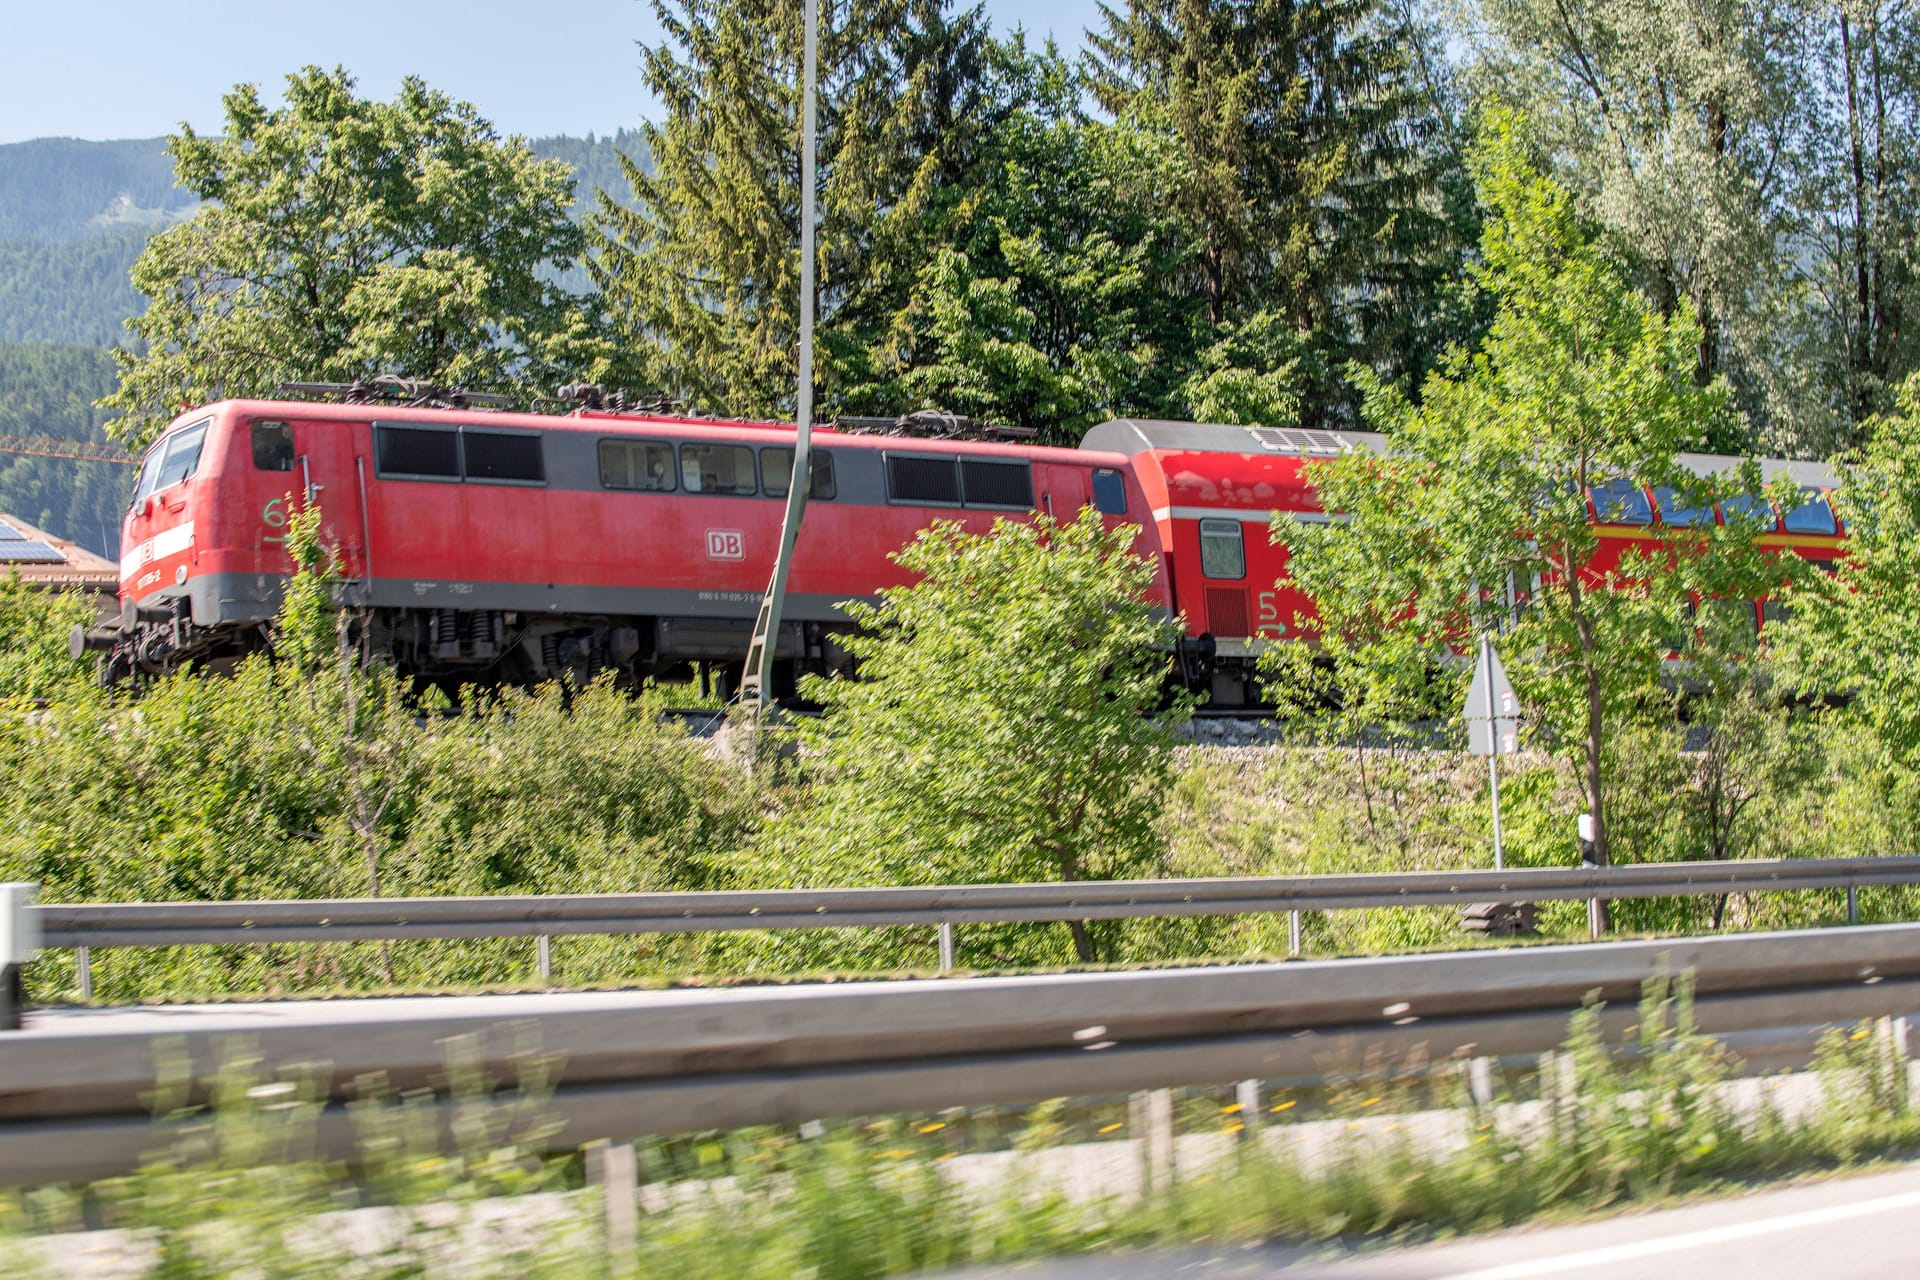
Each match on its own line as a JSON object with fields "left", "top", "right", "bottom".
{"left": 740, "top": 0, "right": 820, "bottom": 710}
{"left": 1465, "top": 637, "right": 1520, "bottom": 869}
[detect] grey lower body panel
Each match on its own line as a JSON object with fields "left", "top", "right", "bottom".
{"left": 181, "top": 572, "right": 864, "bottom": 627}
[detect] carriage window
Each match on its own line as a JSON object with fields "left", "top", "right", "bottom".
{"left": 1782, "top": 490, "right": 1838, "bottom": 535}
{"left": 251, "top": 421, "right": 295, "bottom": 472}
{"left": 1199, "top": 518, "right": 1245, "bottom": 580}
{"left": 961, "top": 459, "right": 1034, "bottom": 508}
{"left": 376, "top": 426, "right": 460, "bottom": 479}
{"left": 1092, "top": 468, "right": 1128, "bottom": 515}
{"left": 1719, "top": 492, "right": 1776, "bottom": 529}
{"left": 1652, "top": 485, "right": 1716, "bottom": 527}
{"left": 761, "top": 447, "right": 837, "bottom": 500}
{"left": 680, "top": 443, "right": 757, "bottom": 495}
{"left": 462, "top": 431, "right": 545, "bottom": 484}
{"left": 1588, "top": 478, "right": 1653, "bottom": 525}
{"left": 599, "top": 440, "right": 677, "bottom": 492}
{"left": 886, "top": 454, "right": 961, "bottom": 505}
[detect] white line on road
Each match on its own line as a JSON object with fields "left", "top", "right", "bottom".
{"left": 1433, "top": 1187, "right": 1920, "bottom": 1280}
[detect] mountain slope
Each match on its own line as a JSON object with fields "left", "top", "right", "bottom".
{"left": 0, "top": 137, "right": 197, "bottom": 242}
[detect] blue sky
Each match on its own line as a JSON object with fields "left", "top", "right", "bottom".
{"left": 1, "top": 0, "right": 1108, "bottom": 145}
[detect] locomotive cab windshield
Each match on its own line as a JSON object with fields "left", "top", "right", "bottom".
{"left": 130, "top": 420, "right": 210, "bottom": 505}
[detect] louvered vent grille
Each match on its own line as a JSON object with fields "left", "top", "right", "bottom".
{"left": 1205, "top": 587, "right": 1251, "bottom": 637}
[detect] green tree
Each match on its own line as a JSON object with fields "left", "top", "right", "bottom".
{"left": 103, "top": 67, "right": 593, "bottom": 447}
{"left": 1465, "top": 0, "right": 1809, "bottom": 450}
{"left": 762, "top": 509, "right": 1189, "bottom": 963}
{"left": 1775, "top": 373, "right": 1920, "bottom": 773}
{"left": 875, "top": 41, "right": 1194, "bottom": 439}
{"left": 1275, "top": 114, "right": 1784, "bottom": 907}
{"left": 589, "top": 0, "right": 991, "bottom": 418}
{"left": 1775, "top": 2, "right": 1920, "bottom": 451}
{"left": 0, "top": 571, "right": 92, "bottom": 702}
{"left": 1090, "top": 0, "right": 1477, "bottom": 423}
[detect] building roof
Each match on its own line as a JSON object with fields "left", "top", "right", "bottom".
{"left": 0, "top": 513, "right": 118, "bottom": 591}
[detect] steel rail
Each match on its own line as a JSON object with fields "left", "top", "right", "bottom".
{"left": 2, "top": 923, "right": 1919, "bottom": 1185}
{"left": 28, "top": 856, "right": 1920, "bottom": 949}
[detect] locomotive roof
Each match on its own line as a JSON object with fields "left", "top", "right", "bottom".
{"left": 1086, "top": 419, "right": 1839, "bottom": 491}
{"left": 172, "top": 399, "right": 1128, "bottom": 467}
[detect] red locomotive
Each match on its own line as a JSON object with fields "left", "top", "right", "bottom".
{"left": 80, "top": 395, "right": 1165, "bottom": 695}
{"left": 79, "top": 393, "right": 1846, "bottom": 704}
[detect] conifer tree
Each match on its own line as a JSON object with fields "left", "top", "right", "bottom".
{"left": 1088, "top": 0, "right": 1474, "bottom": 424}
{"left": 589, "top": 0, "right": 991, "bottom": 418}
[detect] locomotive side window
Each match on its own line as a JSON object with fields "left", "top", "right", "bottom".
{"left": 251, "top": 421, "right": 295, "bottom": 472}
{"left": 376, "top": 426, "right": 460, "bottom": 480}
{"left": 886, "top": 454, "right": 961, "bottom": 505}
{"left": 1782, "top": 489, "right": 1838, "bottom": 535}
{"left": 1199, "top": 518, "right": 1245, "bottom": 580}
{"left": 599, "top": 440, "right": 677, "bottom": 491}
{"left": 762, "top": 447, "right": 837, "bottom": 500}
{"left": 1588, "top": 478, "right": 1653, "bottom": 525}
{"left": 463, "top": 431, "right": 545, "bottom": 484}
{"left": 680, "top": 443, "right": 757, "bottom": 495}
{"left": 1091, "top": 468, "right": 1128, "bottom": 515}
{"left": 960, "top": 459, "right": 1033, "bottom": 509}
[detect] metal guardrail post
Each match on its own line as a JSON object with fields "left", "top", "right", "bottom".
{"left": 1288, "top": 910, "right": 1302, "bottom": 957}
{"left": 1235, "top": 1078, "right": 1261, "bottom": 1141}
{"left": 585, "top": 1139, "right": 639, "bottom": 1274}
{"left": 1849, "top": 886, "right": 1859, "bottom": 925}
{"left": 937, "top": 922, "right": 955, "bottom": 972}
{"left": 536, "top": 935, "right": 551, "bottom": 981}
{"left": 0, "top": 884, "right": 40, "bottom": 1031}
{"left": 1465, "top": 1057, "right": 1496, "bottom": 1109}
{"left": 75, "top": 947, "right": 91, "bottom": 1000}
{"left": 1131, "top": 1088, "right": 1174, "bottom": 1192}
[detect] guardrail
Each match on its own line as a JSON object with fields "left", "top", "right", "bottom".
{"left": 3, "top": 920, "right": 1919, "bottom": 1185}
{"left": 20, "top": 856, "right": 1920, "bottom": 989}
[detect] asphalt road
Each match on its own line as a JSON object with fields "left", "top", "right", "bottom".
{"left": 966, "top": 1161, "right": 1920, "bottom": 1279}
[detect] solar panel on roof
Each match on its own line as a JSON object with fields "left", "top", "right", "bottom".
{"left": 0, "top": 541, "right": 65, "bottom": 563}
{"left": 0, "top": 521, "right": 30, "bottom": 541}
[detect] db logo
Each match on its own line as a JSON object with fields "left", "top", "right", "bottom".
{"left": 706, "top": 529, "right": 745, "bottom": 560}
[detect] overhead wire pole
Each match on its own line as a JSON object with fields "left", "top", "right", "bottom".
{"left": 739, "top": 0, "right": 820, "bottom": 711}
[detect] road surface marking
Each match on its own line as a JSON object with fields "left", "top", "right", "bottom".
{"left": 1434, "top": 1186, "right": 1920, "bottom": 1279}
